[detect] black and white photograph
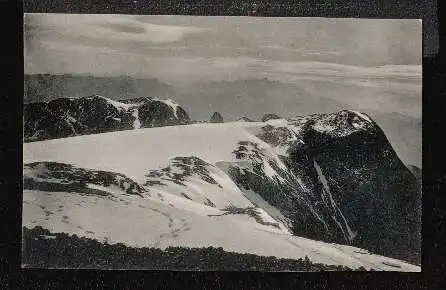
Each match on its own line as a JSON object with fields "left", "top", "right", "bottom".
{"left": 22, "top": 14, "right": 422, "bottom": 271}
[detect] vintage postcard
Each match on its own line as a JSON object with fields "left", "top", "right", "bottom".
{"left": 22, "top": 14, "right": 421, "bottom": 271}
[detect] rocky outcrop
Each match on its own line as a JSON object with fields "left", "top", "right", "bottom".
{"left": 23, "top": 161, "right": 145, "bottom": 197}
{"left": 227, "top": 110, "right": 421, "bottom": 264}
{"left": 23, "top": 95, "right": 191, "bottom": 142}
{"left": 261, "top": 113, "right": 281, "bottom": 122}
{"left": 210, "top": 112, "right": 224, "bottom": 123}
{"left": 138, "top": 99, "right": 190, "bottom": 128}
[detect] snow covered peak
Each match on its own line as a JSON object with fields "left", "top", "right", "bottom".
{"left": 160, "top": 98, "right": 180, "bottom": 108}
{"left": 254, "top": 110, "right": 380, "bottom": 157}
{"left": 91, "top": 95, "right": 136, "bottom": 111}
{"left": 25, "top": 95, "right": 191, "bottom": 142}
{"left": 118, "top": 97, "right": 154, "bottom": 104}
{"left": 285, "top": 110, "right": 377, "bottom": 139}
{"left": 348, "top": 110, "right": 373, "bottom": 123}
{"left": 81, "top": 95, "right": 182, "bottom": 114}
{"left": 311, "top": 110, "right": 375, "bottom": 136}
{"left": 151, "top": 97, "right": 181, "bottom": 118}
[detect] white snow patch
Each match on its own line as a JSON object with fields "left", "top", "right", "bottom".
{"left": 262, "top": 160, "right": 286, "bottom": 184}
{"left": 313, "top": 160, "right": 356, "bottom": 242}
{"left": 132, "top": 109, "right": 141, "bottom": 129}
{"left": 96, "top": 95, "right": 134, "bottom": 111}
{"left": 41, "top": 235, "right": 57, "bottom": 240}
{"left": 271, "top": 145, "right": 289, "bottom": 156}
{"left": 350, "top": 110, "right": 373, "bottom": 123}
{"left": 254, "top": 208, "right": 290, "bottom": 234}
{"left": 312, "top": 121, "right": 333, "bottom": 133}
{"left": 265, "top": 118, "right": 288, "bottom": 126}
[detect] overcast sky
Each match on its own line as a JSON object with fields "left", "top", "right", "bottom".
{"left": 25, "top": 14, "right": 422, "bottom": 83}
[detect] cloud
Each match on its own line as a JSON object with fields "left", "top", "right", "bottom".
{"left": 25, "top": 14, "right": 422, "bottom": 69}
{"left": 25, "top": 13, "right": 209, "bottom": 47}
{"left": 99, "top": 22, "right": 146, "bottom": 34}
{"left": 24, "top": 13, "right": 212, "bottom": 75}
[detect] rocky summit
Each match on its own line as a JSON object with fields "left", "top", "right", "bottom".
{"left": 229, "top": 110, "right": 421, "bottom": 264}
{"left": 24, "top": 95, "right": 190, "bottom": 142}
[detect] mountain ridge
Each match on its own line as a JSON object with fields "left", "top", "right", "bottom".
{"left": 23, "top": 110, "right": 421, "bottom": 266}
{"left": 24, "top": 95, "right": 190, "bottom": 142}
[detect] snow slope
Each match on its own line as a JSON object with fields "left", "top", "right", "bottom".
{"left": 23, "top": 119, "right": 421, "bottom": 271}
{"left": 24, "top": 122, "right": 263, "bottom": 183}
{"left": 23, "top": 189, "right": 419, "bottom": 271}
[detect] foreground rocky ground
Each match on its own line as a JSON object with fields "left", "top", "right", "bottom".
{"left": 22, "top": 226, "right": 365, "bottom": 271}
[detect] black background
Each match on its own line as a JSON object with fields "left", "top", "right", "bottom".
{"left": 1, "top": 0, "right": 443, "bottom": 289}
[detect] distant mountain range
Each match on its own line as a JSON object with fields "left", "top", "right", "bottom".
{"left": 24, "top": 74, "right": 177, "bottom": 103}
{"left": 178, "top": 77, "right": 351, "bottom": 121}
{"left": 24, "top": 74, "right": 421, "bottom": 168}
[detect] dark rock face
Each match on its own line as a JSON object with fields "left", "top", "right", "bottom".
{"left": 227, "top": 110, "right": 421, "bottom": 264}
{"left": 24, "top": 162, "right": 146, "bottom": 197}
{"left": 291, "top": 129, "right": 419, "bottom": 264}
{"left": 261, "top": 113, "right": 281, "bottom": 122}
{"left": 138, "top": 101, "right": 190, "bottom": 128}
{"left": 258, "top": 125, "right": 295, "bottom": 147}
{"left": 210, "top": 112, "right": 224, "bottom": 123}
{"left": 228, "top": 141, "right": 314, "bottom": 231}
{"left": 24, "top": 95, "right": 191, "bottom": 142}
{"left": 237, "top": 117, "right": 255, "bottom": 122}
{"left": 24, "top": 95, "right": 134, "bottom": 142}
